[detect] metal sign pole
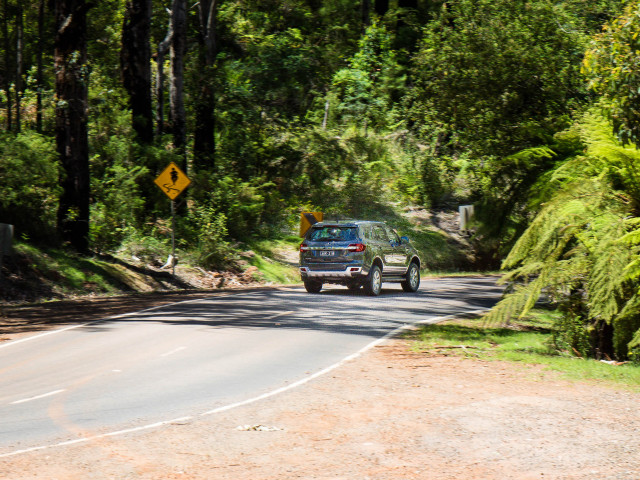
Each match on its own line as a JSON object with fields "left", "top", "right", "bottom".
{"left": 154, "top": 162, "right": 191, "bottom": 277}
{"left": 171, "top": 199, "right": 176, "bottom": 276}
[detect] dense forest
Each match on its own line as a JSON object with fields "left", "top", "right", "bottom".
{"left": 3, "top": 0, "right": 640, "bottom": 361}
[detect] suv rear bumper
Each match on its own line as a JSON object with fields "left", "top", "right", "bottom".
{"left": 299, "top": 266, "right": 363, "bottom": 279}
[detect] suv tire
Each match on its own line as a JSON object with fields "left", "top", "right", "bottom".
{"left": 364, "top": 265, "right": 382, "bottom": 296}
{"left": 304, "top": 280, "right": 323, "bottom": 293}
{"left": 401, "top": 262, "right": 420, "bottom": 292}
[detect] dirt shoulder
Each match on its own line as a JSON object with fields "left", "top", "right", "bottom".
{"left": 1, "top": 293, "right": 639, "bottom": 479}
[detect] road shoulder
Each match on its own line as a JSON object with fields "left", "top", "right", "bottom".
{"left": 2, "top": 337, "right": 638, "bottom": 479}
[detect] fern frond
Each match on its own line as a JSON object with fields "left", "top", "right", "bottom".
{"left": 505, "top": 146, "right": 556, "bottom": 169}
{"left": 589, "top": 241, "right": 632, "bottom": 322}
{"left": 618, "top": 226, "right": 640, "bottom": 245}
{"left": 484, "top": 272, "right": 549, "bottom": 326}
{"left": 489, "top": 109, "right": 640, "bottom": 359}
{"left": 628, "top": 328, "right": 640, "bottom": 350}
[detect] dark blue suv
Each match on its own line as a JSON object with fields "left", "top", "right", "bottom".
{"left": 299, "top": 221, "right": 421, "bottom": 296}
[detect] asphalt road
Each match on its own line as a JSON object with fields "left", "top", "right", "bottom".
{"left": 0, "top": 276, "right": 503, "bottom": 457}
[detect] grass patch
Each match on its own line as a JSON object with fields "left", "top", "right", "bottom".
{"left": 11, "top": 243, "right": 131, "bottom": 295}
{"left": 408, "top": 309, "right": 640, "bottom": 389}
{"left": 240, "top": 236, "right": 300, "bottom": 284}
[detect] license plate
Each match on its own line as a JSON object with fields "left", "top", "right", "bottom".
{"left": 319, "top": 250, "right": 335, "bottom": 257}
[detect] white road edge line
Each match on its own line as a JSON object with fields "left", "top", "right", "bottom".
{"left": 0, "top": 417, "right": 194, "bottom": 458}
{"left": 0, "top": 324, "right": 93, "bottom": 351}
{"left": 200, "top": 308, "right": 488, "bottom": 416}
{"left": 161, "top": 346, "right": 187, "bottom": 357}
{"left": 0, "top": 307, "right": 489, "bottom": 459}
{"left": 10, "top": 389, "right": 66, "bottom": 405}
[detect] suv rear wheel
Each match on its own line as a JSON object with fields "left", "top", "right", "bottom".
{"left": 304, "top": 280, "right": 323, "bottom": 293}
{"left": 401, "top": 262, "right": 420, "bottom": 292}
{"left": 364, "top": 265, "right": 382, "bottom": 296}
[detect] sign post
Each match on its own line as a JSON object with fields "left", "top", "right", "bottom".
{"left": 154, "top": 162, "right": 191, "bottom": 275}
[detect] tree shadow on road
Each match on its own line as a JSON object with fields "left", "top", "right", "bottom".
{"left": 1, "top": 277, "right": 504, "bottom": 340}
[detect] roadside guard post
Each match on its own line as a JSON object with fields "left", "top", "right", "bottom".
{"left": 458, "top": 205, "right": 475, "bottom": 236}
{"left": 154, "top": 162, "right": 191, "bottom": 275}
{"left": 299, "top": 212, "right": 323, "bottom": 237}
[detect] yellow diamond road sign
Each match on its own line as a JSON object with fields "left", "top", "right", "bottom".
{"left": 154, "top": 162, "right": 191, "bottom": 200}
{"left": 299, "top": 212, "right": 323, "bottom": 237}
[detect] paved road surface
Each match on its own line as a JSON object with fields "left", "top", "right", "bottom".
{"left": 0, "top": 276, "right": 503, "bottom": 456}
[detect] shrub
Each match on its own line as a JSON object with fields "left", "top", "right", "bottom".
{"left": 0, "top": 132, "right": 60, "bottom": 242}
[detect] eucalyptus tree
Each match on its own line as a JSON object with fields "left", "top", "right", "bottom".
{"left": 54, "top": 0, "right": 91, "bottom": 252}
{"left": 36, "top": 0, "right": 46, "bottom": 132}
{"left": 2, "top": 0, "right": 12, "bottom": 131}
{"left": 15, "top": 1, "right": 22, "bottom": 132}
{"left": 121, "top": 0, "right": 153, "bottom": 144}
{"left": 169, "top": 0, "right": 187, "bottom": 168}
{"left": 193, "top": 0, "right": 218, "bottom": 172}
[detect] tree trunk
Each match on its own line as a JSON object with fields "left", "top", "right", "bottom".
{"left": 169, "top": 0, "right": 187, "bottom": 169}
{"left": 398, "top": 0, "right": 418, "bottom": 8}
{"left": 121, "top": 0, "right": 153, "bottom": 144}
{"left": 36, "top": 0, "right": 45, "bottom": 132}
{"left": 595, "top": 320, "right": 615, "bottom": 360}
{"left": 362, "top": 0, "right": 370, "bottom": 28}
{"left": 193, "top": 0, "right": 217, "bottom": 172}
{"left": 156, "top": 12, "right": 172, "bottom": 137}
{"left": 374, "top": 0, "right": 388, "bottom": 17}
{"left": 15, "top": 1, "right": 22, "bottom": 132}
{"left": 55, "top": 0, "right": 91, "bottom": 252}
{"left": 3, "top": 0, "right": 12, "bottom": 131}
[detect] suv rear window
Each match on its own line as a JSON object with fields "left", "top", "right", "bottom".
{"left": 308, "top": 226, "right": 357, "bottom": 242}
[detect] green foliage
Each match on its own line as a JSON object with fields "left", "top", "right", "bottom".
{"left": 485, "top": 113, "right": 640, "bottom": 360}
{"left": 189, "top": 201, "right": 235, "bottom": 270}
{"left": 0, "top": 132, "right": 59, "bottom": 240}
{"left": 90, "top": 164, "right": 149, "bottom": 252}
{"left": 211, "top": 175, "right": 279, "bottom": 240}
{"left": 583, "top": 1, "right": 640, "bottom": 147}
{"left": 411, "top": 0, "right": 587, "bottom": 157}
{"left": 87, "top": 0, "right": 126, "bottom": 84}
{"left": 550, "top": 310, "right": 593, "bottom": 359}
{"left": 405, "top": 0, "right": 604, "bottom": 264}
{"left": 116, "top": 228, "right": 171, "bottom": 265}
{"left": 1, "top": 0, "right": 633, "bottom": 297}
{"left": 330, "top": 21, "right": 404, "bottom": 129}
{"left": 88, "top": 80, "right": 153, "bottom": 252}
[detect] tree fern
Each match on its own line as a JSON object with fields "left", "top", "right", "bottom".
{"left": 486, "top": 112, "right": 640, "bottom": 360}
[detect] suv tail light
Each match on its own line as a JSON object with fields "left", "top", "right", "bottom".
{"left": 347, "top": 243, "right": 366, "bottom": 252}
{"left": 300, "top": 243, "right": 309, "bottom": 252}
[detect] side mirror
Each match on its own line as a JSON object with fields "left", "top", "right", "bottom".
{"left": 400, "top": 236, "right": 410, "bottom": 245}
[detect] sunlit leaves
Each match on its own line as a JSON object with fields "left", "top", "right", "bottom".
{"left": 583, "top": 1, "right": 640, "bottom": 147}
{"left": 412, "top": 0, "right": 586, "bottom": 157}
